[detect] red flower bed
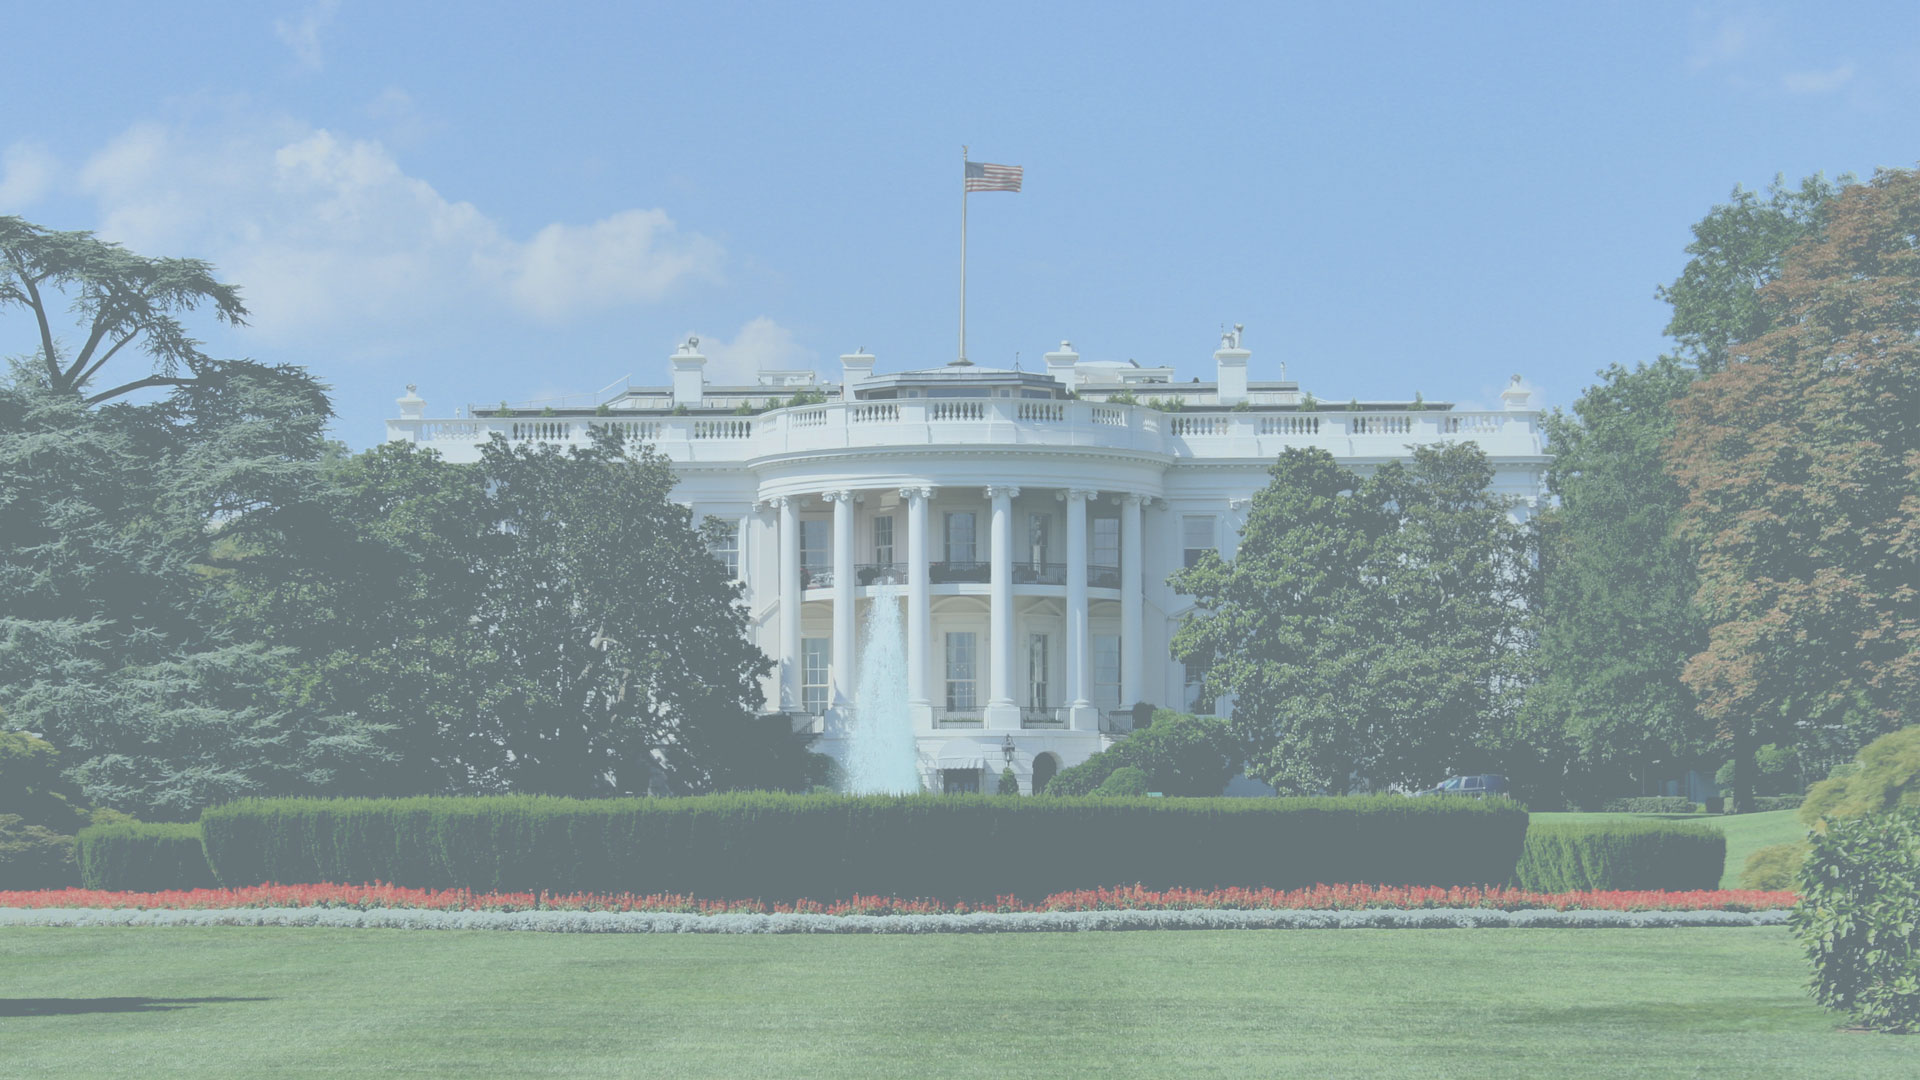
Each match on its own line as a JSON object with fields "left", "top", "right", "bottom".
{"left": 0, "top": 882, "right": 1796, "bottom": 915}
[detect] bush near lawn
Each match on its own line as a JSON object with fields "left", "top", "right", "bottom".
{"left": 1601, "top": 797, "right": 1700, "bottom": 814}
{"left": 76, "top": 822, "right": 218, "bottom": 891}
{"left": 200, "top": 793, "right": 1528, "bottom": 900}
{"left": 1792, "top": 805, "right": 1920, "bottom": 1033}
{"left": 1513, "top": 820, "right": 1725, "bottom": 891}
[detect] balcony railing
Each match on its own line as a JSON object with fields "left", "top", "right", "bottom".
{"left": 1089, "top": 564, "right": 1121, "bottom": 589}
{"left": 392, "top": 400, "right": 1544, "bottom": 466}
{"left": 855, "top": 563, "right": 906, "bottom": 586}
{"left": 1021, "top": 707, "right": 1069, "bottom": 729}
{"left": 928, "top": 560, "right": 991, "bottom": 584}
{"left": 932, "top": 707, "right": 983, "bottom": 728}
{"left": 1012, "top": 562, "right": 1067, "bottom": 586}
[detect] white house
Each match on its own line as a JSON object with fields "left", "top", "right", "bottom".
{"left": 386, "top": 331, "right": 1547, "bottom": 794}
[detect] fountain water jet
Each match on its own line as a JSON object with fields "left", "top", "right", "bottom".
{"left": 843, "top": 583, "right": 922, "bottom": 794}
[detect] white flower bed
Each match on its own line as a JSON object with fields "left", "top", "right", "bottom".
{"left": 0, "top": 906, "right": 1791, "bottom": 934}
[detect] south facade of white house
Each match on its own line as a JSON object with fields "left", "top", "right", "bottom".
{"left": 386, "top": 331, "right": 1547, "bottom": 795}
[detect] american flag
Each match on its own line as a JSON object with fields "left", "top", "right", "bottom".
{"left": 964, "top": 161, "right": 1023, "bottom": 192}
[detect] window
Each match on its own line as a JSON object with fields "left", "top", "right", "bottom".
{"left": 801, "top": 638, "right": 831, "bottom": 715}
{"left": 1091, "top": 517, "right": 1119, "bottom": 567}
{"left": 1093, "top": 634, "right": 1121, "bottom": 708}
{"left": 800, "top": 519, "right": 829, "bottom": 570}
{"left": 945, "top": 512, "right": 976, "bottom": 563}
{"left": 708, "top": 519, "right": 739, "bottom": 579}
{"left": 945, "top": 631, "right": 978, "bottom": 710}
{"left": 1183, "top": 515, "right": 1218, "bottom": 568}
{"left": 1027, "top": 513, "right": 1050, "bottom": 567}
{"left": 941, "top": 769, "right": 981, "bottom": 794}
{"left": 1183, "top": 662, "right": 1215, "bottom": 715}
{"left": 1028, "top": 633, "right": 1050, "bottom": 709}
{"left": 872, "top": 515, "right": 894, "bottom": 565}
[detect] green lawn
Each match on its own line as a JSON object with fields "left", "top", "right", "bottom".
{"left": 1531, "top": 810, "right": 1808, "bottom": 888}
{"left": 2, "top": 926, "right": 1908, "bottom": 1079}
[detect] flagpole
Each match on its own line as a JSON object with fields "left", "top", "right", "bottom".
{"left": 958, "top": 145, "right": 968, "bottom": 366}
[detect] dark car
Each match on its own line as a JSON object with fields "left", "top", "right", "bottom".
{"left": 1414, "top": 774, "right": 1509, "bottom": 798}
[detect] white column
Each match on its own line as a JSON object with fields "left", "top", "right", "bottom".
{"left": 828, "top": 490, "right": 856, "bottom": 707}
{"left": 903, "top": 487, "right": 932, "bottom": 721}
{"left": 777, "top": 496, "right": 801, "bottom": 711}
{"left": 1120, "top": 493, "right": 1144, "bottom": 708}
{"left": 985, "top": 485, "right": 1020, "bottom": 726}
{"left": 1064, "top": 488, "right": 1094, "bottom": 728}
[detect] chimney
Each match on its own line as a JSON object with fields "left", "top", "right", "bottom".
{"left": 1501, "top": 374, "right": 1533, "bottom": 411}
{"left": 671, "top": 337, "right": 707, "bottom": 408}
{"left": 840, "top": 349, "right": 875, "bottom": 393}
{"left": 1214, "top": 325, "right": 1250, "bottom": 406}
{"left": 1044, "top": 340, "right": 1080, "bottom": 390}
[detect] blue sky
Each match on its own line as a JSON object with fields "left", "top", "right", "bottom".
{"left": 3, "top": 2, "right": 1915, "bottom": 447}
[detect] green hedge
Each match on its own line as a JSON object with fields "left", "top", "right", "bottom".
{"left": 76, "top": 822, "right": 219, "bottom": 891}
{"left": 1600, "top": 796, "right": 1700, "bottom": 814}
{"left": 1514, "top": 820, "right": 1725, "bottom": 892}
{"left": 200, "top": 794, "right": 1529, "bottom": 900}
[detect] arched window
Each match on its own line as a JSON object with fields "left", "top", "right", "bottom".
{"left": 1032, "top": 752, "right": 1061, "bottom": 795}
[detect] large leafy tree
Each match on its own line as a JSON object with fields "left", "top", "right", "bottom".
{"left": 1172, "top": 443, "right": 1533, "bottom": 794}
{"left": 1, "top": 217, "right": 250, "bottom": 405}
{"left": 1525, "top": 174, "right": 1843, "bottom": 799}
{"left": 0, "top": 365, "right": 388, "bottom": 820}
{"left": 1668, "top": 166, "right": 1920, "bottom": 812}
{"left": 238, "top": 431, "right": 807, "bottom": 796}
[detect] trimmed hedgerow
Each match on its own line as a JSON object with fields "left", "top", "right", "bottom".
{"left": 1749, "top": 795, "right": 1803, "bottom": 813}
{"left": 1513, "top": 820, "right": 1724, "bottom": 892}
{"left": 1599, "top": 797, "right": 1699, "bottom": 814}
{"left": 200, "top": 793, "right": 1528, "bottom": 901}
{"left": 76, "top": 822, "right": 218, "bottom": 891}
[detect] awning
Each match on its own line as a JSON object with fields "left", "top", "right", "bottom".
{"left": 929, "top": 739, "right": 992, "bottom": 769}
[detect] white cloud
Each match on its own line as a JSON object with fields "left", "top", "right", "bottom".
{"left": 74, "top": 115, "right": 724, "bottom": 340}
{"left": 688, "top": 317, "right": 812, "bottom": 385}
{"left": 514, "top": 210, "right": 722, "bottom": 321}
{"left": 1688, "top": 11, "right": 1771, "bottom": 72}
{"left": 1782, "top": 63, "right": 1855, "bottom": 95}
{"left": 274, "top": 0, "right": 340, "bottom": 71}
{"left": 0, "top": 141, "right": 58, "bottom": 208}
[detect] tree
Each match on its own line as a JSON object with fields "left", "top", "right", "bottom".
{"left": 1, "top": 217, "right": 251, "bottom": 405}
{"left": 0, "top": 368, "right": 388, "bottom": 820}
{"left": 1171, "top": 444, "right": 1533, "bottom": 794}
{"left": 1525, "top": 173, "right": 1844, "bottom": 803}
{"left": 1668, "top": 167, "right": 1920, "bottom": 812}
{"left": 1657, "top": 174, "right": 1845, "bottom": 375}
{"left": 237, "top": 430, "right": 804, "bottom": 796}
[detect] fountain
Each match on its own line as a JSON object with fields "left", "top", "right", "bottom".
{"left": 843, "top": 583, "right": 922, "bottom": 793}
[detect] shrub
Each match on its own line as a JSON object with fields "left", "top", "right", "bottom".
{"left": 1750, "top": 795, "right": 1803, "bottom": 812}
{"left": 1799, "top": 726, "right": 1920, "bottom": 828}
{"left": 76, "top": 822, "right": 218, "bottom": 891}
{"left": 1599, "top": 797, "right": 1699, "bottom": 814}
{"left": 0, "top": 814, "right": 78, "bottom": 889}
{"left": 1095, "top": 767, "right": 1150, "bottom": 796}
{"left": 1739, "top": 842, "right": 1807, "bottom": 890}
{"left": 1791, "top": 807, "right": 1920, "bottom": 1032}
{"left": 1042, "top": 710, "right": 1239, "bottom": 797}
{"left": 199, "top": 793, "right": 1529, "bottom": 901}
{"left": 997, "top": 768, "right": 1018, "bottom": 796}
{"left": 1513, "top": 820, "right": 1725, "bottom": 892}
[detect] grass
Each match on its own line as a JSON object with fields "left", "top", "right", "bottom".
{"left": 1532, "top": 809, "right": 1807, "bottom": 888}
{"left": 1, "top": 926, "right": 1910, "bottom": 1078}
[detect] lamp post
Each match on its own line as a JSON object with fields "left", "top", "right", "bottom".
{"left": 1001, "top": 734, "right": 1016, "bottom": 766}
